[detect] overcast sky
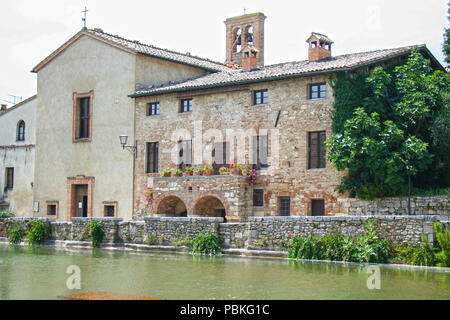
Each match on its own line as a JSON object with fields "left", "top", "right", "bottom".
{"left": 0, "top": 0, "right": 448, "bottom": 106}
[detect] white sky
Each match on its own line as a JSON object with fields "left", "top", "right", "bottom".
{"left": 0, "top": 0, "right": 448, "bottom": 106}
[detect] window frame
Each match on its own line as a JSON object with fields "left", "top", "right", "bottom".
{"left": 178, "top": 140, "right": 192, "bottom": 170}
{"left": 309, "top": 83, "right": 327, "bottom": 99}
{"left": 308, "top": 131, "right": 326, "bottom": 169}
{"left": 73, "top": 91, "right": 94, "bottom": 142}
{"left": 279, "top": 197, "right": 291, "bottom": 216}
{"left": 5, "top": 167, "right": 14, "bottom": 190}
{"left": 146, "top": 142, "right": 159, "bottom": 174}
{"left": 46, "top": 201, "right": 59, "bottom": 218}
{"left": 147, "top": 102, "right": 160, "bottom": 116}
{"left": 180, "top": 98, "right": 193, "bottom": 113}
{"left": 102, "top": 201, "right": 118, "bottom": 217}
{"left": 253, "top": 189, "right": 264, "bottom": 207}
{"left": 17, "top": 120, "right": 25, "bottom": 141}
{"left": 253, "top": 89, "right": 268, "bottom": 105}
{"left": 252, "top": 135, "right": 268, "bottom": 170}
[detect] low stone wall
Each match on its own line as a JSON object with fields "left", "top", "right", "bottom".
{"left": 346, "top": 195, "right": 449, "bottom": 220}
{"left": 246, "top": 216, "right": 438, "bottom": 250}
{"left": 71, "top": 217, "right": 123, "bottom": 241}
{"left": 0, "top": 216, "right": 444, "bottom": 252}
{"left": 144, "top": 217, "right": 223, "bottom": 245}
{"left": 0, "top": 217, "right": 51, "bottom": 238}
{"left": 117, "top": 221, "right": 145, "bottom": 244}
{"left": 219, "top": 223, "right": 248, "bottom": 248}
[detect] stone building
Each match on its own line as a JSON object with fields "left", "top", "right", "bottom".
{"left": 29, "top": 27, "right": 228, "bottom": 221}
{"left": 130, "top": 12, "right": 444, "bottom": 222}
{"left": 0, "top": 96, "right": 36, "bottom": 215}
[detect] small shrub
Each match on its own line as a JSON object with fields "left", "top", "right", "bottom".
{"left": 408, "top": 236, "right": 435, "bottom": 266}
{"left": 433, "top": 221, "right": 450, "bottom": 267}
{"left": 113, "top": 235, "right": 123, "bottom": 243}
{"left": 191, "top": 232, "right": 222, "bottom": 255}
{"left": 89, "top": 221, "right": 105, "bottom": 248}
{"left": 26, "top": 220, "right": 50, "bottom": 245}
{"left": 173, "top": 235, "right": 192, "bottom": 247}
{"left": 0, "top": 209, "right": 14, "bottom": 218}
{"left": 9, "top": 225, "right": 22, "bottom": 244}
{"left": 146, "top": 234, "right": 157, "bottom": 245}
{"left": 254, "top": 236, "right": 269, "bottom": 248}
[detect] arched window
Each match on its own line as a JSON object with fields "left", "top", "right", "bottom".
{"left": 233, "top": 28, "right": 242, "bottom": 53}
{"left": 17, "top": 120, "right": 25, "bottom": 141}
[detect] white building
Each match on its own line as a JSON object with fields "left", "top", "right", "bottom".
{"left": 0, "top": 96, "right": 36, "bottom": 216}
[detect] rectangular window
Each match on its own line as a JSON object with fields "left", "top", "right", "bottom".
{"left": 47, "top": 204, "right": 57, "bottom": 216}
{"left": 146, "top": 142, "right": 159, "bottom": 173}
{"left": 104, "top": 205, "right": 115, "bottom": 217}
{"left": 308, "top": 131, "right": 326, "bottom": 169}
{"left": 212, "top": 141, "right": 230, "bottom": 174}
{"left": 252, "top": 135, "right": 268, "bottom": 169}
{"left": 311, "top": 199, "right": 325, "bottom": 216}
{"left": 5, "top": 168, "right": 14, "bottom": 190}
{"left": 178, "top": 140, "right": 192, "bottom": 170}
{"left": 309, "top": 83, "right": 326, "bottom": 99}
{"left": 254, "top": 90, "right": 268, "bottom": 105}
{"left": 279, "top": 197, "right": 291, "bottom": 216}
{"left": 73, "top": 91, "right": 93, "bottom": 142}
{"left": 253, "top": 189, "right": 264, "bottom": 207}
{"left": 180, "top": 99, "right": 193, "bottom": 113}
{"left": 147, "top": 102, "right": 160, "bottom": 116}
{"left": 79, "top": 97, "right": 90, "bottom": 139}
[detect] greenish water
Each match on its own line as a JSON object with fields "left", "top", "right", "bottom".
{"left": 0, "top": 244, "right": 449, "bottom": 300}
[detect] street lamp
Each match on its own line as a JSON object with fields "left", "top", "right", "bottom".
{"left": 119, "top": 134, "right": 137, "bottom": 156}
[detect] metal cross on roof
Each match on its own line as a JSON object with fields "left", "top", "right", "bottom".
{"left": 82, "top": 6, "right": 88, "bottom": 28}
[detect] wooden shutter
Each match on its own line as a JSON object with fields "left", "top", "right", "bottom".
{"left": 311, "top": 199, "right": 325, "bottom": 216}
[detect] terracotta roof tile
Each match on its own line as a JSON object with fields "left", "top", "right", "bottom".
{"left": 131, "top": 45, "right": 425, "bottom": 97}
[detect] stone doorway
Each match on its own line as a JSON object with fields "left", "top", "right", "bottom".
{"left": 156, "top": 196, "right": 187, "bottom": 217}
{"left": 193, "top": 196, "right": 226, "bottom": 221}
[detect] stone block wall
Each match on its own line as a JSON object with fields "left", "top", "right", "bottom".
{"left": 117, "top": 221, "right": 145, "bottom": 244}
{"left": 71, "top": 217, "right": 123, "bottom": 241}
{"left": 0, "top": 217, "right": 50, "bottom": 238}
{"left": 219, "top": 223, "right": 249, "bottom": 248}
{"left": 144, "top": 216, "right": 223, "bottom": 245}
{"left": 246, "top": 216, "right": 438, "bottom": 250}
{"left": 346, "top": 195, "right": 450, "bottom": 220}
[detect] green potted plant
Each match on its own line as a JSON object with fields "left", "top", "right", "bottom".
{"left": 160, "top": 168, "right": 171, "bottom": 177}
{"left": 174, "top": 169, "right": 183, "bottom": 177}
{"left": 230, "top": 162, "right": 243, "bottom": 175}
{"left": 185, "top": 167, "right": 194, "bottom": 176}
{"left": 203, "top": 164, "right": 214, "bottom": 176}
{"left": 219, "top": 166, "right": 229, "bottom": 175}
{"left": 194, "top": 167, "right": 205, "bottom": 176}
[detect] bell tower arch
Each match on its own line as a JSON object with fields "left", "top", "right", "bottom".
{"left": 225, "top": 12, "right": 266, "bottom": 68}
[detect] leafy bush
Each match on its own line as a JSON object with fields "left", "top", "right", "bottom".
{"left": 191, "top": 232, "right": 222, "bottom": 255}
{"left": 288, "top": 222, "right": 391, "bottom": 263}
{"left": 8, "top": 225, "right": 22, "bottom": 244}
{"left": 433, "top": 221, "right": 450, "bottom": 267}
{"left": 173, "top": 235, "right": 192, "bottom": 247}
{"left": 89, "top": 221, "right": 105, "bottom": 248}
{"left": 408, "top": 236, "right": 435, "bottom": 266}
{"left": 146, "top": 234, "right": 157, "bottom": 245}
{"left": 0, "top": 209, "right": 14, "bottom": 218}
{"left": 26, "top": 220, "right": 50, "bottom": 245}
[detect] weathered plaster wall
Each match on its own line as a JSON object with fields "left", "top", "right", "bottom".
{"left": 34, "top": 35, "right": 136, "bottom": 220}
{"left": 0, "top": 97, "right": 36, "bottom": 216}
{"left": 135, "top": 54, "right": 206, "bottom": 89}
{"left": 134, "top": 76, "right": 347, "bottom": 218}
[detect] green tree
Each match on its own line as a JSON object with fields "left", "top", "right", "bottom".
{"left": 444, "top": 2, "right": 450, "bottom": 65}
{"left": 328, "top": 49, "right": 448, "bottom": 199}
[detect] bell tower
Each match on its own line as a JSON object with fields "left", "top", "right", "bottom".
{"left": 225, "top": 12, "right": 266, "bottom": 68}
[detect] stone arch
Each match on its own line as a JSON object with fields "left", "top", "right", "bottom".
{"left": 156, "top": 195, "right": 187, "bottom": 217}
{"left": 193, "top": 196, "right": 226, "bottom": 220}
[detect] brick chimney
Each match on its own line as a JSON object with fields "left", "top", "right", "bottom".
{"left": 1, "top": 104, "right": 7, "bottom": 111}
{"left": 241, "top": 46, "right": 259, "bottom": 71}
{"left": 306, "top": 32, "right": 333, "bottom": 62}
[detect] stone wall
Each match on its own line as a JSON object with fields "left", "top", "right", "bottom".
{"left": 346, "top": 195, "right": 450, "bottom": 220}
{"left": 0, "top": 216, "right": 443, "bottom": 251}
{"left": 144, "top": 217, "right": 223, "bottom": 245}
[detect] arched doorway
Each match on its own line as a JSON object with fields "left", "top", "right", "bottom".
{"left": 156, "top": 196, "right": 187, "bottom": 217}
{"left": 193, "top": 196, "right": 226, "bottom": 221}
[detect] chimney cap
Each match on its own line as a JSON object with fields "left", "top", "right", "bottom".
{"left": 306, "top": 32, "right": 334, "bottom": 44}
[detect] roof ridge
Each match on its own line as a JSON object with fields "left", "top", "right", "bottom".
{"left": 87, "top": 28, "right": 226, "bottom": 67}
{"left": 0, "top": 95, "right": 36, "bottom": 116}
